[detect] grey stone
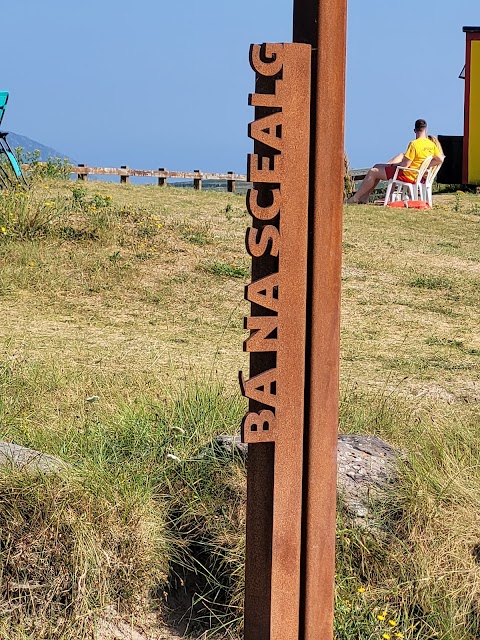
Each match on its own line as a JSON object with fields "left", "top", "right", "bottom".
{"left": 215, "top": 433, "right": 401, "bottom": 524}
{"left": 0, "top": 442, "right": 68, "bottom": 473}
{"left": 337, "top": 434, "right": 401, "bottom": 524}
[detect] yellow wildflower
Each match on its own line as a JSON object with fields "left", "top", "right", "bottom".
{"left": 1, "top": 227, "right": 6, "bottom": 234}
{"left": 28, "top": 261, "right": 35, "bottom": 267}
{"left": 394, "top": 634, "right": 404, "bottom": 639}
{"left": 377, "top": 614, "right": 386, "bottom": 621}
{"left": 382, "top": 635, "right": 391, "bottom": 640}
{"left": 357, "top": 587, "right": 366, "bottom": 593}
{"left": 44, "top": 201, "right": 54, "bottom": 207}
{"left": 388, "top": 620, "right": 397, "bottom": 627}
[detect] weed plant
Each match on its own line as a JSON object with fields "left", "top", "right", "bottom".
{"left": 17, "top": 148, "right": 73, "bottom": 180}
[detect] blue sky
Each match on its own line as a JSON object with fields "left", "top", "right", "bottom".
{"left": 3, "top": 1, "right": 477, "bottom": 172}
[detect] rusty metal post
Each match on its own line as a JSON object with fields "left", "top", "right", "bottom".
{"left": 293, "top": 1, "right": 347, "bottom": 638}
{"left": 227, "top": 171, "right": 236, "bottom": 192}
{"left": 77, "top": 163, "right": 88, "bottom": 181}
{"left": 158, "top": 167, "right": 167, "bottom": 187}
{"left": 193, "top": 169, "right": 202, "bottom": 190}
{"left": 120, "top": 165, "right": 129, "bottom": 184}
{"left": 241, "top": 43, "right": 312, "bottom": 640}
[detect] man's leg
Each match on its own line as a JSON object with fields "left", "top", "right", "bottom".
{"left": 347, "top": 164, "right": 389, "bottom": 204}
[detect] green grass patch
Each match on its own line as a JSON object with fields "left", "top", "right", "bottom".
{"left": 202, "top": 260, "right": 249, "bottom": 278}
{"left": 408, "top": 274, "right": 453, "bottom": 290}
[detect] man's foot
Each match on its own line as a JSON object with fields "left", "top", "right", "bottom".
{"left": 346, "top": 195, "right": 359, "bottom": 204}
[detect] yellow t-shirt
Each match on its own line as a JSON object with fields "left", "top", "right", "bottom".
{"left": 402, "top": 137, "right": 441, "bottom": 182}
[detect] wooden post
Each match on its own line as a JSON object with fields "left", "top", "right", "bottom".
{"left": 227, "top": 171, "right": 236, "bottom": 192}
{"left": 77, "top": 164, "right": 88, "bottom": 181}
{"left": 293, "top": 1, "right": 347, "bottom": 638}
{"left": 120, "top": 165, "right": 129, "bottom": 184}
{"left": 158, "top": 167, "right": 167, "bottom": 187}
{"left": 193, "top": 169, "right": 202, "bottom": 190}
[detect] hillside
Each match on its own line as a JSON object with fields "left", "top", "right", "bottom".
{"left": 0, "top": 179, "right": 478, "bottom": 639}
{"left": 4, "top": 131, "right": 72, "bottom": 161}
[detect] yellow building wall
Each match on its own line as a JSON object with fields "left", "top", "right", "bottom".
{"left": 469, "top": 41, "right": 480, "bottom": 183}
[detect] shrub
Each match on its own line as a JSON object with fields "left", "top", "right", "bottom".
{"left": 17, "top": 147, "right": 73, "bottom": 180}
{"left": 0, "top": 469, "right": 167, "bottom": 639}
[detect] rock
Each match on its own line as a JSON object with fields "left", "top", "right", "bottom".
{"left": 215, "top": 434, "right": 247, "bottom": 456}
{"left": 415, "top": 384, "right": 456, "bottom": 403}
{"left": 215, "top": 433, "right": 401, "bottom": 524}
{"left": 0, "top": 442, "right": 68, "bottom": 473}
{"left": 337, "top": 434, "right": 400, "bottom": 524}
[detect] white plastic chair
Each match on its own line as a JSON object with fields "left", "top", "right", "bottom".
{"left": 421, "top": 163, "right": 442, "bottom": 207}
{"left": 383, "top": 155, "right": 433, "bottom": 207}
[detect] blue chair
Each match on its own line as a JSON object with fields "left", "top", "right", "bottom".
{"left": 0, "top": 91, "right": 28, "bottom": 188}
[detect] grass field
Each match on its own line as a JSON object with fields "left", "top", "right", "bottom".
{"left": 0, "top": 178, "right": 479, "bottom": 638}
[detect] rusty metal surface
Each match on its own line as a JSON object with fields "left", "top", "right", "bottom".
{"left": 293, "top": 1, "right": 347, "bottom": 639}
{"left": 241, "top": 42, "right": 311, "bottom": 640}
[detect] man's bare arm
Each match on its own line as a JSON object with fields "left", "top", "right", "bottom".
{"left": 398, "top": 156, "right": 412, "bottom": 168}
{"left": 429, "top": 154, "right": 446, "bottom": 166}
{"left": 386, "top": 152, "right": 405, "bottom": 164}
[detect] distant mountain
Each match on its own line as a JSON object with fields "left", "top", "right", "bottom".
{"left": 4, "top": 131, "right": 74, "bottom": 163}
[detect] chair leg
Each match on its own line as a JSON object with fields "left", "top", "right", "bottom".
{"left": 0, "top": 136, "right": 28, "bottom": 187}
{"left": 0, "top": 166, "right": 9, "bottom": 189}
{"left": 427, "top": 186, "right": 432, "bottom": 207}
{"left": 384, "top": 180, "right": 393, "bottom": 206}
{"left": 0, "top": 150, "right": 14, "bottom": 188}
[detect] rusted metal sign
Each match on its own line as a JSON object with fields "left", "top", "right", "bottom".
{"left": 240, "top": 42, "right": 311, "bottom": 640}
{"left": 240, "top": 0, "right": 347, "bottom": 637}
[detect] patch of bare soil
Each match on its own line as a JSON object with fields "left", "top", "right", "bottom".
{"left": 96, "top": 608, "right": 183, "bottom": 640}
{"left": 414, "top": 381, "right": 480, "bottom": 404}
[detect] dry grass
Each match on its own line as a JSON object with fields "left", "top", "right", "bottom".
{"left": 342, "top": 198, "right": 479, "bottom": 400}
{"left": 0, "top": 180, "right": 250, "bottom": 432}
{"left": 1, "top": 180, "right": 478, "bottom": 416}
{"left": 0, "top": 177, "right": 479, "bottom": 638}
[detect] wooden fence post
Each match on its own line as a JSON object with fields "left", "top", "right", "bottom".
{"left": 77, "top": 164, "right": 88, "bottom": 181}
{"left": 120, "top": 166, "right": 129, "bottom": 184}
{"left": 193, "top": 169, "right": 202, "bottom": 190}
{"left": 158, "top": 168, "right": 167, "bottom": 187}
{"left": 227, "top": 171, "right": 236, "bottom": 193}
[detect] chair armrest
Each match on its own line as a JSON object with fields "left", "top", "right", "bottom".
{"left": 392, "top": 165, "right": 418, "bottom": 180}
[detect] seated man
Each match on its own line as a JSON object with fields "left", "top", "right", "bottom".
{"left": 347, "top": 119, "right": 445, "bottom": 204}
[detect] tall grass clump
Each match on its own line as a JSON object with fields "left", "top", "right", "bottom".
{"left": 336, "top": 387, "right": 480, "bottom": 639}
{"left": 0, "top": 182, "right": 119, "bottom": 241}
{"left": 3, "top": 370, "right": 480, "bottom": 638}
{"left": 0, "top": 188, "right": 66, "bottom": 239}
{"left": 0, "top": 373, "right": 247, "bottom": 638}
{"left": 344, "top": 152, "right": 355, "bottom": 199}
{"left": 0, "top": 468, "right": 168, "bottom": 639}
